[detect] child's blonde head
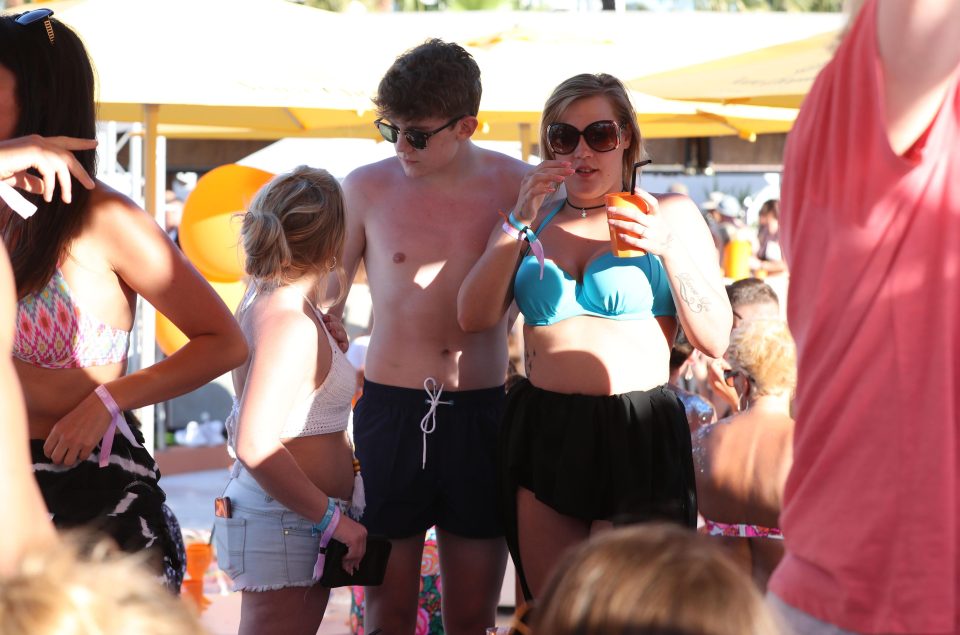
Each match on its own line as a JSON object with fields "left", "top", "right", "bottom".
{"left": 726, "top": 319, "right": 797, "bottom": 398}
{"left": 0, "top": 534, "right": 205, "bottom": 635}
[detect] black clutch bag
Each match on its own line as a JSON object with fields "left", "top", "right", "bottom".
{"left": 319, "top": 535, "right": 392, "bottom": 588}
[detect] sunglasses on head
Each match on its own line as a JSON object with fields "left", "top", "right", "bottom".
{"left": 724, "top": 368, "right": 754, "bottom": 389}
{"left": 722, "top": 369, "right": 738, "bottom": 388}
{"left": 15, "top": 8, "right": 55, "bottom": 45}
{"left": 547, "top": 120, "right": 623, "bottom": 155}
{"left": 374, "top": 115, "right": 467, "bottom": 151}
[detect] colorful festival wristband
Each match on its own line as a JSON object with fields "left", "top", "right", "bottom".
{"left": 311, "top": 497, "right": 337, "bottom": 537}
{"left": 507, "top": 211, "right": 527, "bottom": 233}
{"left": 501, "top": 222, "right": 544, "bottom": 280}
{"left": 312, "top": 506, "right": 342, "bottom": 580}
{"left": 94, "top": 385, "right": 141, "bottom": 468}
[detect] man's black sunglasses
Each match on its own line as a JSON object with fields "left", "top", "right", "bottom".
{"left": 15, "top": 8, "right": 55, "bottom": 45}
{"left": 374, "top": 115, "right": 467, "bottom": 151}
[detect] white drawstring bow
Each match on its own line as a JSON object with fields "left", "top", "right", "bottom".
{"left": 420, "top": 377, "right": 452, "bottom": 469}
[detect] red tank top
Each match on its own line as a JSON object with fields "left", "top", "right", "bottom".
{"left": 771, "top": 1, "right": 960, "bottom": 632}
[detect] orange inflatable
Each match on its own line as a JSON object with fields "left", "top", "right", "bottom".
{"left": 179, "top": 164, "right": 274, "bottom": 283}
{"left": 155, "top": 279, "right": 248, "bottom": 356}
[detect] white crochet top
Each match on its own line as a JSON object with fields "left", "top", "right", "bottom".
{"left": 226, "top": 296, "right": 357, "bottom": 447}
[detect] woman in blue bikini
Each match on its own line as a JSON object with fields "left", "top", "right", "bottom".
{"left": 459, "top": 73, "right": 731, "bottom": 599}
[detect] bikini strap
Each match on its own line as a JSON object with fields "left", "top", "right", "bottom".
{"left": 533, "top": 199, "right": 566, "bottom": 238}
{"left": 517, "top": 199, "right": 566, "bottom": 263}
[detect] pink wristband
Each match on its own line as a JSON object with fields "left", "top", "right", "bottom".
{"left": 94, "top": 385, "right": 141, "bottom": 468}
{"left": 501, "top": 222, "right": 545, "bottom": 280}
{"left": 312, "top": 506, "right": 342, "bottom": 580}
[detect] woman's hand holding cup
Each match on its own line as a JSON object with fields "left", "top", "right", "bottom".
{"left": 606, "top": 187, "right": 675, "bottom": 258}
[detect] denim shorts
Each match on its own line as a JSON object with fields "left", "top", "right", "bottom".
{"left": 213, "top": 467, "right": 350, "bottom": 592}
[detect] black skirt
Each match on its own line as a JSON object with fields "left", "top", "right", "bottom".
{"left": 499, "top": 379, "right": 697, "bottom": 599}
{"left": 31, "top": 412, "right": 185, "bottom": 592}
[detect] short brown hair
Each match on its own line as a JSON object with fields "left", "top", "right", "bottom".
{"left": 374, "top": 39, "right": 481, "bottom": 121}
{"left": 726, "top": 278, "right": 779, "bottom": 311}
{"left": 759, "top": 199, "right": 780, "bottom": 219}
{"left": 534, "top": 524, "right": 781, "bottom": 635}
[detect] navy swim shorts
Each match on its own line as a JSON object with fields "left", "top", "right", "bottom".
{"left": 353, "top": 379, "right": 505, "bottom": 540}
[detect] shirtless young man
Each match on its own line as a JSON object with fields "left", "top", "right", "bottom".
{"left": 329, "top": 40, "right": 531, "bottom": 635}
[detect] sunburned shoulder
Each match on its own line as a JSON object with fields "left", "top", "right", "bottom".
{"left": 706, "top": 411, "right": 794, "bottom": 443}
{"left": 245, "top": 297, "right": 321, "bottom": 352}
{"left": 85, "top": 182, "right": 147, "bottom": 224}
{"left": 80, "top": 183, "right": 167, "bottom": 255}
{"left": 343, "top": 157, "right": 403, "bottom": 191}
{"left": 476, "top": 145, "right": 531, "bottom": 172}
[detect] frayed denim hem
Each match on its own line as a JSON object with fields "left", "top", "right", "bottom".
{"left": 236, "top": 579, "right": 317, "bottom": 592}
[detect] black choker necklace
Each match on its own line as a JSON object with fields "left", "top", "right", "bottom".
{"left": 565, "top": 198, "right": 605, "bottom": 218}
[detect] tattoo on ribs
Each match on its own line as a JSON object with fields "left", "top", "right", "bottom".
{"left": 674, "top": 273, "right": 710, "bottom": 313}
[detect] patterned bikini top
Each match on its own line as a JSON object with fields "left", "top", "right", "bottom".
{"left": 14, "top": 268, "right": 130, "bottom": 369}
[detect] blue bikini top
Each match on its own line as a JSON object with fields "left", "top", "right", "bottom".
{"left": 513, "top": 201, "right": 676, "bottom": 327}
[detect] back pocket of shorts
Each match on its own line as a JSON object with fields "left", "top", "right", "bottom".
{"left": 214, "top": 517, "right": 246, "bottom": 579}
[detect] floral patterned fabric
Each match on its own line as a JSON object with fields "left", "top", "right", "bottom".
{"left": 350, "top": 527, "right": 444, "bottom": 634}
{"left": 704, "top": 519, "right": 783, "bottom": 540}
{"left": 14, "top": 268, "right": 129, "bottom": 369}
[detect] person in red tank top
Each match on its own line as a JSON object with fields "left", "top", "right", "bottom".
{"left": 770, "top": 1, "right": 960, "bottom": 633}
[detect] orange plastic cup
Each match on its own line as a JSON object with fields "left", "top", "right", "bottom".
{"left": 604, "top": 192, "right": 648, "bottom": 258}
{"left": 181, "top": 578, "right": 211, "bottom": 611}
{"left": 185, "top": 542, "right": 213, "bottom": 581}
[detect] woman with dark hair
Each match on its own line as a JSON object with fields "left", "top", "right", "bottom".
{"left": 459, "top": 73, "right": 731, "bottom": 599}
{"left": 0, "top": 10, "right": 247, "bottom": 590}
{"left": 752, "top": 199, "right": 787, "bottom": 277}
{"left": 1, "top": 134, "right": 96, "bottom": 575}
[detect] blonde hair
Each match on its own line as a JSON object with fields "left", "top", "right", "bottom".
{"left": 534, "top": 524, "right": 781, "bottom": 635}
{"left": 726, "top": 319, "right": 797, "bottom": 398}
{"left": 0, "top": 534, "right": 205, "bottom": 635}
{"left": 540, "top": 74, "right": 645, "bottom": 189}
{"left": 240, "top": 166, "right": 346, "bottom": 297}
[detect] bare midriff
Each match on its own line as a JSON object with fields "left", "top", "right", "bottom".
{"left": 284, "top": 434, "right": 357, "bottom": 501}
{"left": 523, "top": 316, "right": 675, "bottom": 396}
{"left": 18, "top": 359, "right": 124, "bottom": 440}
{"left": 364, "top": 321, "right": 508, "bottom": 391}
